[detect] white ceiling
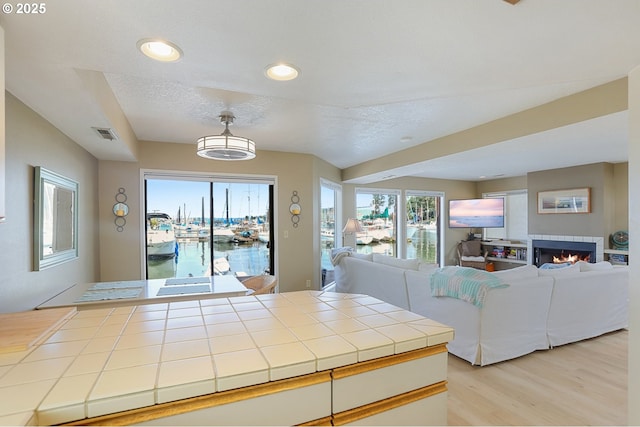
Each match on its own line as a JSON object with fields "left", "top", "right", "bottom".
{"left": 1, "top": 0, "right": 637, "bottom": 182}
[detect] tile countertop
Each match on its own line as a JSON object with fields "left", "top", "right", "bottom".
{"left": 36, "top": 275, "right": 249, "bottom": 311}
{"left": 0, "top": 290, "right": 454, "bottom": 426}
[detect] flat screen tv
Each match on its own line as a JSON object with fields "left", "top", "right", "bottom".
{"left": 448, "top": 197, "right": 505, "bottom": 228}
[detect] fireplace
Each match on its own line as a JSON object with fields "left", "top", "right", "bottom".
{"left": 532, "top": 239, "right": 596, "bottom": 267}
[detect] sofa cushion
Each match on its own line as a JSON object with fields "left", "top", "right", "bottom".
{"left": 372, "top": 254, "right": 419, "bottom": 271}
{"left": 577, "top": 260, "right": 613, "bottom": 271}
{"left": 460, "top": 240, "right": 482, "bottom": 257}
{"left": 491, "top": 264, "right": 539, "bottom": 281}
{"left": 352, "top": 252, "right": 373, "bottom": 262}
{"left": 538, "top": 262, "right": 581, "bottom": 276}
{"left": 418, "top": 262, "right": 439, "bottom": 274}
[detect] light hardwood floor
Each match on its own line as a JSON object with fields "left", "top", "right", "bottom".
{"left": 447, "top": 329, "right": 627, "bottom": 426}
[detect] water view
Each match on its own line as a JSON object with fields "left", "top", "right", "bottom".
{"left": 148, "top": 239, "right": 270, "bottom": 280}
{"left": 145, "top": 178, "right": 273, "bottom": 280}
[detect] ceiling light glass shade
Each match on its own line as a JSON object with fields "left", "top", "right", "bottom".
{"left": 265, "top": 63, "right": 300, "bottom": 81}
{"left": 196, "top": 114, "right": 256, "bottom": 161}
{"left": 137, "top": 38, "right": 183, "bottom": 62}
{"left": 196, "top": 135, "right": 256, "bottom": 160}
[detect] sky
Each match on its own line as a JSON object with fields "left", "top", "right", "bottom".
{"left": 146, "top": 179, "right": 270, "bottom": 220}
{"left": 449, "top": 198, "right": 504, "bottom": 217}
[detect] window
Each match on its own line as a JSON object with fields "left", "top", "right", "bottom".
{"left": 355, "top": 189, "right": 399, "bottom": 257}
{"left": 405, "top": 191, "right": 443, "bottom": 264}
{"left": 320, "top": 179, "right": 341, "bottom": 287}
{"left": 483, "top": 190, "right": 528, "bottom": 241}
{"left": 144, "top": 172, "right": 274, "bottom": 280}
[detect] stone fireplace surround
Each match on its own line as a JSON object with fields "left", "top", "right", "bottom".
{"left": 527, "top": 235, "right": 605, "bottom": 266}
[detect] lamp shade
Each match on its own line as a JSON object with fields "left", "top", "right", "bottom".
{"left": 342, "top": 218, "right": 363, "bottom": 234}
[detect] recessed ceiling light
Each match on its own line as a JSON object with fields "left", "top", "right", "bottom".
{"left": 137, "top": 38, "right": 183, "bottom": 62}
{"left": 265, "top": 63, "right": 300, "bottom": 81}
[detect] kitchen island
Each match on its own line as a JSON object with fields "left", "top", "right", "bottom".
{"left": 0, "top": 291, "right": 453, "bottom": 426}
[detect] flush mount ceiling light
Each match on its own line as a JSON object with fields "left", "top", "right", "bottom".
{"left": 137, "top": 38, "right": 183, "bottom": 62}
{"left": 265, "top": 63, "right": 300, "bottom": 81}
{"left": 196, "top": 113, "right": 256, "bottom": 161}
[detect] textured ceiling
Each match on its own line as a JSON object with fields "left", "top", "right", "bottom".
{"left": 1, "top": 0, "right": 637, "bottom": 182}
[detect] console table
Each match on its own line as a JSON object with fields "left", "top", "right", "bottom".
{"left": 0, "top": 291, "right": 453, "bottom": 426}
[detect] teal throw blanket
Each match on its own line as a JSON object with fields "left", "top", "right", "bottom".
{"left": 430, "top": 266, "right": 508, "bottom": 308}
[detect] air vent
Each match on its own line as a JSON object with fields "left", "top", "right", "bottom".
{"left": 92, "top": 127, "right": 118, "bottom": 141}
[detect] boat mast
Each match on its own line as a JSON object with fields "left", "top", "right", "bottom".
{"left": 225, "top": 188, "right": 230, "bottom": 226}
{"left": 201, "top": 196, "right": 205, "bottom": 227}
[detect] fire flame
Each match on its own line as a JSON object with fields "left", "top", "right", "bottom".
{"left": 553, "top": 253, "right": 590, "bottom": 264}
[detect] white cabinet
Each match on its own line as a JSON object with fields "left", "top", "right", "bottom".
{"left": 332, "top": 348, "right": 448, "bottom": 426}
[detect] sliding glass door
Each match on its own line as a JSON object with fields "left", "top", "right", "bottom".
{"left": 320, "top": 179, "right": 341, "bottom": 287}
{"left": 211, "top": 182, "right": 272, "bottom": 278}
{"left": 144, "top": 173, "right": 274, "bottom": 280}
{"left": 355, "top": 189, "right": 399, "bottom": 257}
{"left": 406, "top": 191, "right": 442, "bottom": 264}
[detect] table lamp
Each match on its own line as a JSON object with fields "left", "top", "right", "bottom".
{"left": 342, "top": 218, "right": 363, "bottom": 247}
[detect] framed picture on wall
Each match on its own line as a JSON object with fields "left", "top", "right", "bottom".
{"left": 537, "top": 187, "right": 591, "bottom": 214}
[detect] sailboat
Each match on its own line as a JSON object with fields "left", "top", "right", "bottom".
{"left": 197, "top": 196, "right": 210, "bottom": 241}
{"left": 146, "top": 212, "right": 177, "bottom": 258}
{"left": 213, "top": 188, "right": 235, "bottom": 243}
{"left": 213, "top": 227, "right": 235, "bottom": 243}
{"left": 356, "top": 232, "right": 374, "bottom": 245}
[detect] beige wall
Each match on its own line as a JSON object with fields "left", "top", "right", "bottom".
{"left": 478, "top": 163, "right": 628, "bottom": 245}
{"left": 0, "top": 93, "right": 99, "bottom": 312}
{"left": 98, "top": 141, "right": 337, "bottom": 293}
{"left": 527, "top": 163, "right": 616, "bottom": 239}
{"left": 98, "top": 160, "right": 143, "bottom": 281}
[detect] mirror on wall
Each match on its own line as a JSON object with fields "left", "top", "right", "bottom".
{"left": 33, "top": 166, "right": 78, "bottom": 270}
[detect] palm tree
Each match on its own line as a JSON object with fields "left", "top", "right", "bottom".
{"left": 371, "top": 194, "right": 385, "bottom": 216}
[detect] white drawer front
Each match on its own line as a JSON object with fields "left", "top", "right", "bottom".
{"left": 135, "top": 379, "right": 331, "bottom": 426}
{"left": 337, "top": 391, "right": 447, "bottom": 426}
{"left": 333, "top": 348, "right": 447, "bottom": 413}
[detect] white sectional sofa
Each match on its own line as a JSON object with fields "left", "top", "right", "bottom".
{"left": 326, "top": 252, "right": 628, "bottom": 366}
{"left": 543, "top": 262, "right": 629, "bottom": 347}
